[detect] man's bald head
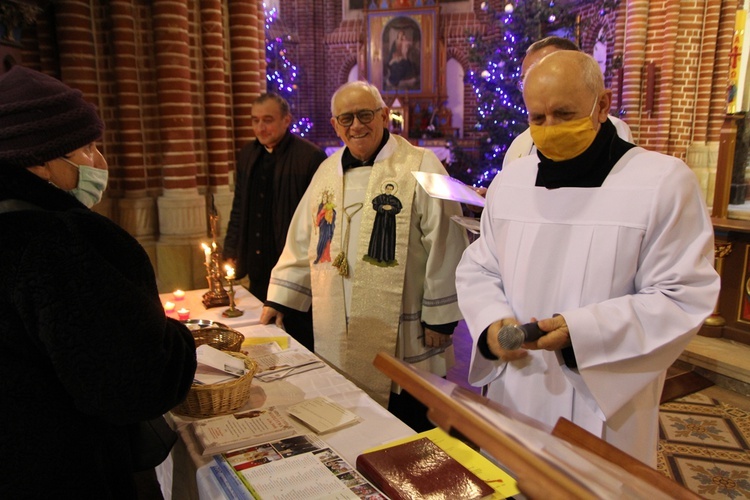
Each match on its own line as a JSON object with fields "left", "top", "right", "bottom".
{"left": 523, "top": 51, "right": 611, "bottom": 128}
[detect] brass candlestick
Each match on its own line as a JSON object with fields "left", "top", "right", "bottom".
{"left": 201, "top": 196, "right": 230, "bottom": 309}
{"left": 222, "top": 276, "right": 244, "bottom": 318}
{"left": 704, "top": 242, "right": 732, "bottom": 327}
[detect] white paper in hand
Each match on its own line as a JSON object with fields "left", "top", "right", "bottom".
{"left": 412, "top": 171, "right": 485, "bottom": 208}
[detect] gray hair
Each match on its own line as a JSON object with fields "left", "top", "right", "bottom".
{"left": 330, "top": 81, "right": 386, "bottom": 116}
{"left": 526, "top": 36, "right": 580, "bottom": 56}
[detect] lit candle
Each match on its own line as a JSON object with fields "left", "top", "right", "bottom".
{"left": 164, "top": 301, "right": 176, "bottom": 313}
{"left": 225, "top": 264, "right": 235, "bottom": 280}
{"left": 173, "top": 289, "right": 185, "bottom": 301}
{"left": 201, "top": 243, "right": 211, "bottom": 266}
{"left": 177, "top": 308, "right": 190, "bottom": 321}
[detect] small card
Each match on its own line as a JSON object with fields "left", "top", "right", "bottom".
{"left": 286, "top": 396, "right": 362, "bottom": 434}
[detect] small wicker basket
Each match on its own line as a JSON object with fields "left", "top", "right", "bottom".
{"left": 172, "top": 351, "right": 258, "bottom": 418}
{"left": 191, "top": 326, "right": 244, "bottom": 352}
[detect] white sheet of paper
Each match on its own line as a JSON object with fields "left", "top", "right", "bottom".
{"left": 196, "top": 344, "right": 247, "bottom": 378}
{"left": 412, "top": 171, "right": 486, "bottom": 208}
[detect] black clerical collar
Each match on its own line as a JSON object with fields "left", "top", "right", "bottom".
{"left": 341, "top": 129, "right": 391, "bottom": 170}
{"left": 535, "top": 118, "right": 635, "bottom": 189}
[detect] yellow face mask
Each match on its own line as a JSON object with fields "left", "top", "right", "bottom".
{"left": 529, "top": 99, "right": 599, "bottom": 162}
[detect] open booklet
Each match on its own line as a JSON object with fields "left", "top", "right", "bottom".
{"left": 209, "top": 434, "right": 387, "bottom": 500}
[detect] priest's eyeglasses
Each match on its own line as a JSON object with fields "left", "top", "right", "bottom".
{"left": 334, "top": 108, "right": 382, "bottom": 127}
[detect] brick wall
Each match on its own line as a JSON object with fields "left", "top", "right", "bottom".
{"left": 7, "top": 0, "right": 742, "bottom": 247}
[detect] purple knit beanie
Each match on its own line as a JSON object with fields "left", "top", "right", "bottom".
{"left": 0, "top": 65, "right": 104, "bottom": 169}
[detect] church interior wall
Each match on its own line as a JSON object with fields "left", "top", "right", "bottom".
{"left": 1, "top": 0, "right": 744, "bottom": 292}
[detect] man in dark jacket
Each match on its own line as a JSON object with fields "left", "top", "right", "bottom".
{"left": 224, "top": 93, "right": 326, "bottom": 351}
{"left": 0, "top": 66, "right": 197, "bottom": 498}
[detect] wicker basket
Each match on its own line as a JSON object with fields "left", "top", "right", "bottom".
{"left": 191, "top": 326, "right": 244, "bottom": 352}
{"left": 172, "top": 351, "right": 258, "bottom": 418}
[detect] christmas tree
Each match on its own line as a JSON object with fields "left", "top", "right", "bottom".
{"left": 455, "top": 0, "right": 617, "bottom": 187}
{"left": 264, "top": 4, "right": 313, "bottom": 136}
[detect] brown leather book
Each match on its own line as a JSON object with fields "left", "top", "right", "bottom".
{"left": 356, "top": 437, "right": 495, "bottom": 500}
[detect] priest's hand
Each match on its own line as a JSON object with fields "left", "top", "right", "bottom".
{"left": 524, "top": 314, "right": 571, "bottom": 351}
{"left": 424, "top": 328, "right": 451, "bottom": 348}
{"left": 260, "top": 306, "right": 285, "bottom": 329}
{"left": 487, "top": 318, "right": 529, "bottom": 362}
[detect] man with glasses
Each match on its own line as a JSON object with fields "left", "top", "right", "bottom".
{"left": 262, "top": 81, "right": 468, "bottom": 431}
{"left": 224, "top": 93, "right": 326, "bottom": 351}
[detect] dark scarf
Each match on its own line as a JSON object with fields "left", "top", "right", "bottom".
{"left": 535, "top": 118, "right": 635, "bottom": 189}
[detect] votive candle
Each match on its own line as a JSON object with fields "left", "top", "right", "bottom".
{"left": 164, "top": 301, "right": 176, "bottom": 313}
{"left": 177, "top": 308, "right": 190, "bottom": 321}
{"left": 173, "top": 289, "right": 185, "bottom": 301}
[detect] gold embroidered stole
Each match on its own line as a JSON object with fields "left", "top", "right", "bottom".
{"left": 308, "top": 136, "right": 423, "bottom": 406}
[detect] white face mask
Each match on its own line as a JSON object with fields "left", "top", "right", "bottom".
{"left": 60, "top": 157, "right": 109, "bottom": 208}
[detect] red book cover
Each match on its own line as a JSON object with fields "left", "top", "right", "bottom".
{"left": 356, "top": 437, "right": 494, "bottom": 500}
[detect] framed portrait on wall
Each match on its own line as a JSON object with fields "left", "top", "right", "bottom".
{"left": 366, "top": 7, "right": 437, "bottom": 96}
{"left": 739, "top": 244, "right": 750, "bottom": 324}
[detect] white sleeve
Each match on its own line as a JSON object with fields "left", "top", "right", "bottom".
{"left": 455, "top": 171, "right": 515, "bottom": 386}
{"left": 416, "top": 151, "right": 469, "bottom": 326}
{"left": 267, "top": 182, "right": 315, "bottom": 312}
{"left": 565, "top": 160, "right": 719, "bottom": 418}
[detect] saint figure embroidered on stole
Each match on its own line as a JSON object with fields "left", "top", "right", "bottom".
{"left": 364, "top": 181, "right": 401, "bottom": 267}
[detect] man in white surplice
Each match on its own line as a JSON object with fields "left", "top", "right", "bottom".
{"left": 262, "top": 81, "right": 468, "bottom": 431}
{"left": 455, "top": 51, "right": 719, "bottom": 466}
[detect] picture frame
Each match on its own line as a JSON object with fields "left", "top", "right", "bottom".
{"left": 739, "top": 244, "right": 750, "bottom": 324}
{"left": 366, "top": 7, "right": 437, "bottom": 96}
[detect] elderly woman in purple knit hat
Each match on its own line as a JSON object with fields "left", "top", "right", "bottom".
{"left": 0, "top": 66, "right": 196, "bottom": 498}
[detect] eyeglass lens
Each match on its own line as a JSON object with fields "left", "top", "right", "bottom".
{"left": 336, "top": 108, "right": 380, "bottom": 126}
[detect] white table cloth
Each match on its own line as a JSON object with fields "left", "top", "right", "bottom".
{"left": 159, "top": 287, "right": 264, "bottom": 329}
{"left": 160, "top": 321, "right": 414, "bottom": 499}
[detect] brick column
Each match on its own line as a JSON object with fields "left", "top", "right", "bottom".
{"left": 228, "top": 0, "right": 265, "bottom": 147}
{"left": 110, "top": 0, "right": 158, "bottom": 256}
{"left": 199, "top": 0, "right": 234, "bottom": 240}
{"left": 620, "top": 0, "right": 649, "bottom": 143}
{"left": 651, "top": 0, "right": 679, "bottom": 156}
{"left": 686, "top": 0, "right": 722, "bottom": 205}
{"left": 153, "top": 0, "right": 207, "bottom": 291}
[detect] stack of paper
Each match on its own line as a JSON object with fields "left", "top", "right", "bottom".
{"left": 194, "top": 345, "right": 248, "bottom": 385}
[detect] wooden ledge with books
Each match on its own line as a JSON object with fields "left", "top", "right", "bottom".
{"left": 373, "top": 352, "right": 701, "bottom": 500}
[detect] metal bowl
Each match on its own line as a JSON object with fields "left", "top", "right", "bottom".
{"left": 182, "top": 319, "right": 229, "bottom": 331}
